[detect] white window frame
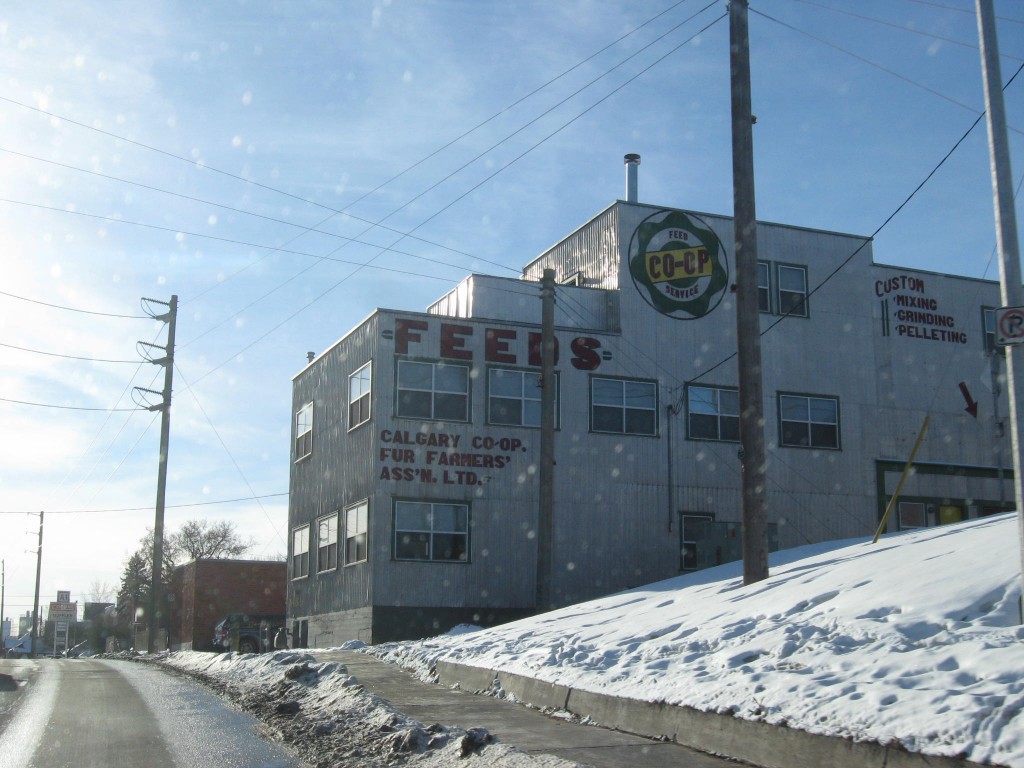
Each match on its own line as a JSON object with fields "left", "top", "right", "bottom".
{"left": 292, "top": 524, "right": 310, "bottom": 580}
{"left": 686, "top": 384, "right": 739, "bottom": 442}
{"left": 393, "top": 500, "right": 470, "bottom": 563}
{"left": 681, "top": 513, "right": 714, "bottom": 571}
{"left": 345, "top": 501, "right": 368, "bottom": 565}
{"left": 349, "top": 362, "right": 372, "bottom": 429}
{"left": 776, "top": 263, "right": 809, "bottom": 318}
{"left": 317, "top": 513, "right": 339, "bottom": 573}
{"left": 487, "top": 367, "right": 557, "bottom": 428}
{"left": 295, "top": 402, "right": 313, "bottom": 461}
{"left": 779, "top": 393, "right": 840, "bottom": 449}
{"left": 898, "top": 501, "right": 928, "bottom": 530}
{"left": 591, "top": 376, "right": 657, "bottom": 436}
{"left": 396, "top": 359, "right": 470, "bottom": 421}
{"left": 757, "top": 261, "right": 771, "bottom": 313}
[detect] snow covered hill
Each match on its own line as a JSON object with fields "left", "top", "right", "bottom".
{"left": 374, "top": 514, "right": 1024, "bottom": 767}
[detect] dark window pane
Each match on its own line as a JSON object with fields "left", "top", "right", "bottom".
{"left": 625, "top": 408, "right": 655, "bottom": 435}
{"left": 489, "top": 397, "right": 521, "bottom": 425}
{"left": 396, "top": 532, "right": 430, "bottom": 560}
{"left": 432, "top": 533, "right": 467, "bottom": 561}
{"left": 434, "top": 393, "right": 467, "bottom": 421}
{"left": 593, "top": 405, "right": 623, "bottom": 432}
{"left": 689, "top": 413, "right": 718, "bottom": 439}
{"left": 810, "top": 423, "right": 838, "bottom": 448}
{"left": 782, "top": 421, "right": 809, "bottom": 446}
{"left": 720, "top": 416, "right": 740, "bottom": 442}
{"left": 397, "top": 390, "right": 432, "bottom": 418}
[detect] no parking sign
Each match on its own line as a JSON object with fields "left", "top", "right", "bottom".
{"left": 995, "top": 306, "right": 1024, "bottom": 345}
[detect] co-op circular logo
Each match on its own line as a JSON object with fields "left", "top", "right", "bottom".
{"left": 628, "top": 209, "right": 729, "bottom": 320}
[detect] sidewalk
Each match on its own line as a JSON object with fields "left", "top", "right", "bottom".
{"left": 312, "top": 649, "right": 745, "bottom": 768}
{"left": 311, "top": 650, "right": 991, "bottom": 768}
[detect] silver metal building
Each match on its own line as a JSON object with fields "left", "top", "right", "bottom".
{"left": 287, "top": 189, "right": 1010, "bottom": 645}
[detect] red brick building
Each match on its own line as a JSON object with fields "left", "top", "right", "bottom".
{"left": 169, "top": 559, "right": 286, "bottom": 651}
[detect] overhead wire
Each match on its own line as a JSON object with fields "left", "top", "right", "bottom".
{"left": 0, "top": 340, "right": 141, "bottom": 364}
{"left": 188, "top": 11, "right": 730, "bottom": 386}
{"left": 0, "top": 288, "right": 149, "bottom": 318}
{"left": 788, "top": 0, "right": 1024, "bottom": 60}
{"left": 173, "top": 362, "right": 287, "bottom": 548}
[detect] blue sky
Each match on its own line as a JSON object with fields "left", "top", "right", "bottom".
{"left": 1, "top": 0, "right": 1022, "bottom": 626}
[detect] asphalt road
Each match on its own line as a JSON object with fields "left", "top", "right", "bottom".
{"left": 0, "top": 657, "right": 303, "bottom": 768}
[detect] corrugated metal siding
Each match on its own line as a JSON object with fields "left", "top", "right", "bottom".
{"left": 429, "top": 274, "right": 618, "bottom": 331}
{"left": 290, "top": 200, "right": 1009, "bottom": 627}
{"left": 289, "top": 314, "right": 379, "bottom": 618}
{"left": 523, "top": 205, "right": 620, "bottom": 288}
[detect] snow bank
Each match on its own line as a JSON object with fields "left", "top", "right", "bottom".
{"left": 372, "top": 515, "right": 1024, "bottom": 767}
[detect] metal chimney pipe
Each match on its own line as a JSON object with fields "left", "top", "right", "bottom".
{"left": 306, "top": 351, "right": 315, "bottom": 363}
{"left": 624, "top": 153, "right": 640, "bottom": 202}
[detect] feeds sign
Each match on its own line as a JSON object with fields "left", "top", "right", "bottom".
{"left": 628, "top": 209, "right": 729, "bottom": 320}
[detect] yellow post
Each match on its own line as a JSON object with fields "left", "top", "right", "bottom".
{"left": 873, "top": 415, "right": 930, "bottom": 543}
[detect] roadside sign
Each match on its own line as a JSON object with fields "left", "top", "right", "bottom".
{"left": 56, "top": 621, "right": 68, "bottom": 633}
{"left": 996, "top": 306, "right": 1024, "bottom": 345}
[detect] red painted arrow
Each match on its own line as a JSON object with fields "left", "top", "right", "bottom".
{"left": 959, "top": 381, "right": 978, "bottom": 418}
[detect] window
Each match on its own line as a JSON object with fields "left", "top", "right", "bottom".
{"left": 757, "top": 261, "right": 771, "bottom": 313}
{"left": 345, "top": 501, "right": 368, "bottom": 565}
{"left": 394, "top": 500, "right": 469, "bottom": 562}
{"left": 982, "top": 307, "right": 1004, "bottom": 356}
{"left": 777, "top": 264, "right": 808, "bottom": 317}
{"left": 779, "top": 394, "right": 839, "bottom": 449}
{"left": 349, "top": 362, "right": 372, "bottom": 428}
{"left": 488, "top": 368, "right": 556, "bottom": 427}
{"left": 687, "top": 385, "right": 739, "bottom": 441}
{"left": 396, "top": 360, "right": 469, "bottom": 421}
{"left": 291, "top": 525, "right": 309, "bottom": 579}
{"left": 317, "top": 514, "right": 338, "bottom": 573}
{"left": 591, "top": 377, "right": 657, "bottom": 435}
{"left": 681, "top": 514, "right": 714, "bottom": 571}
{"left": 295, "top": 402, "right": 312, "bottom": 460}
{"left": 898, "top": 501, "right": 927, "bottom": 530}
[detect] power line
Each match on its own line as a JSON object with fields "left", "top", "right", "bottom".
{"left": 189, "top": 12, "right": 729, "bottom": 386}
{"left": 755, "top": 7, "right": 1024, "bottom": 133}
{"left": 173, "top": 363, "right": 287, "bottom": 548}
{"left": 0, "top": 197, "right": 466, "bottom": 284}
{"left": 0, "top": 396, "right": 142, "bottom": 412}
{"left": 900, "top": 0, "right": 1024, "bottom": 24}
{"left": 0, "top": 341, "right": 140, "bottom": 364}
{"left": 0, "top": 492, "right": 288, "bottom": 515}
{"left": 0, "top": 289, "right": 148, "bottom": 319}
{"left": 790, "top": 0, "right": 1024, "bottom": 60}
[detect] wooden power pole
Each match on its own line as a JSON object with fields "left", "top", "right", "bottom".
{"left": 730, "top": 0, "right": 770, "bottom": 584}
{"left": 138, "top": 295, "right": 178, "bottom": 653}
{"left": 976, "top": 0, "right": 1024, "bottom": 611}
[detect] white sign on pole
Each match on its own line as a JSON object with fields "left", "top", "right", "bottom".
{"left": 995, "top": 306, "right": 1024, "bottom": 345}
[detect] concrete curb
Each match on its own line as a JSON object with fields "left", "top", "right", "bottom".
{"left": 435, "top": 660, "right": 993, "bottom": 768}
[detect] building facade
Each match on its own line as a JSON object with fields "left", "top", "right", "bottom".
{"left": 288, "top": 199, "right": 1011, "bottom": 645}
{"left": 168, "top": 558, "right": 287, "bottom": 651}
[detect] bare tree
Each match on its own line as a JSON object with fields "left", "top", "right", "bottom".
{"left": 87, "top": 580, "right": 115, "bottom": 603}
{"left": 170, "top": 519, "right": 255, "bottom": 562}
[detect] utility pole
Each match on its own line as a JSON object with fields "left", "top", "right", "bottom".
{"left": 730, "top": 0, "right": 769, "bottom": 584}
{"left": 537, "top": 269, "right": 556, "bottom": 611}
{"left": 976, "top": 1, "right": 1024, "bottom": 606}
{"left": 30, "top": 511, "right": 43, "bottom": 658}
{"left": 136, "top": 295, "right": 178, "bottom": 653}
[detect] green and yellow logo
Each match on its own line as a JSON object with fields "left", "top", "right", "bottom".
{"left": 628, "top": 210, "right": 729, "bottom": 320}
